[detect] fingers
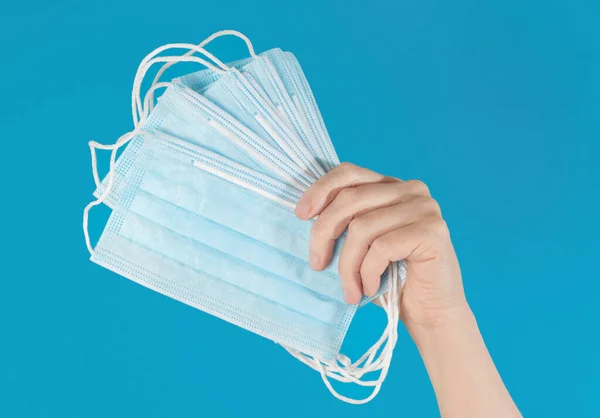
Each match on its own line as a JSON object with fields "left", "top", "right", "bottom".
{"left": 295, "top": 163, "right": 443, "bottom": 305}
{"left": 295, "top": 163, "right": 390, "bottom": 220}
{"left": 359, "top": 216, "right": 449, "bottom": 294}
{"left": 307, "top": 180, "right": 432, "bottom": 270}
{"left": 338, "top": 197, "right": 441, "bottom": 298}
{"left": 308, "top": 181, "right": 415, "bottom": 271}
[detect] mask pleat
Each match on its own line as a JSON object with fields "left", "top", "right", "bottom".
{"left": 83, "top": 30, "right": 404, "bottom": 405}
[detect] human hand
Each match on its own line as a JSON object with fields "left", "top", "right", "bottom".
{"left": 295, "top": 163, "right": 468, "bottom": 330}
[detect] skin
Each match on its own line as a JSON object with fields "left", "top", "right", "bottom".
{"left": 295, "top": 163, "right": 521, "bottom": 417}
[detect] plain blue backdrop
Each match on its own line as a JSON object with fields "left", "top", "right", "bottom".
{"left": 1, "top": 0, "right": 598, "bottom": 416}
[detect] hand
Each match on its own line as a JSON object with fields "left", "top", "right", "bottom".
{"left": 295, "top": 163, "right": 468, "bottom": 330}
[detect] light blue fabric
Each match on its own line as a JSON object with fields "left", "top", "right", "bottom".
{"left": 89, "top": 40, "right": 392, "bottom": 374}
{"left": 102, "top": 80, "right": 314, "bottom": 195}
{"left": 275, "top": 50, "right": 341, "bottom": 170}
{"left": 178, "top": 49, "right": 340, "bottom": 171}
{"left": 201, "top": 67, "right": 326, "bottom": 179}
{"left": 143, "top": 83, "right": 263, "bottom": 172}
{"left": 97, "top": 49, "right": 344, "bottom": 206}
{"left": 91, "top": 131, "right": 390, "bottom": 358}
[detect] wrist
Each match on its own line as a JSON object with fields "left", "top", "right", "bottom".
{"left": 404, "top": 302, "right": 476, "bottom": 350}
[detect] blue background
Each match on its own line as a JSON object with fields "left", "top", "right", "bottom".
{"left": 1, "top": 0, "right": 598, "bottom": 416}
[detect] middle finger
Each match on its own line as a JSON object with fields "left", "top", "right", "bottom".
{"left": 309, "top": 180, "right": 422, "bottom": 270}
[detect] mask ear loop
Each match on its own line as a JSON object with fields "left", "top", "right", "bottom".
{"left": 199, "top": 30, "right": 257, "bottom": 57}
{"left": 89, "top": 81, "right": 172, "bottom": 189}
{"left": 145, "top": 30, "right": 258, "bottom": 118}
{"left": 90, "top": 51, "right": 226, "bottom": 189}
{"left": 84, "top": 31, "right": 398, "bottom": 403}
{"left": 132, "top": 46, "right": 229, "bottom": 128}
{"left": 84, "top": 50, "right": 227, "bottom": 254}
{"left": 118, "top": 31, "right": 258, "bottom": 189}
{"left": 282, "top": 263, "right": 404, "bottom": 404}
{"left": 91, "top": 33, "right": 245, "bottom": 189}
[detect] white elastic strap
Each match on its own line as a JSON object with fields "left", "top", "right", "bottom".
{"left": 86, "top": 37, "right": 232, "bottom": 250}
{"left": 144, "top": 30, "right": 258, "bottom": 119}
{"left": 199, "top": 30, "right": 257, "bottom": 58}
{"left": 91, "top": 81, "right": 171, "bottom": 188}
{"left": 132, "top": 50, "right": 228, "bottom": 127}
{"left": 83, "top": 128, "right": 141, "bottom": 254}
{"left": 86, "top": 40, "right": 230, "bottom": 249}
{"left": 283, "top": 264, "right": 402, "bottom": 404}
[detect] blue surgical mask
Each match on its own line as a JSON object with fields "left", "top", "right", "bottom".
{"left": 96, "top": 130, "right": 387, "bottom": 309}
{"left": 178, "top": 52, "right": 331, "bottom": 171}
{"left": 141, "top": 43, "right": 325, "bottom": 180}
{"left": 93, "top": 80, "right": 314, "bottom": 197}
{"left": 93, "top": 131, "right": 358, "bottom": 355}
{"left": 84, "top": 31, "right": 405, "bottom": 404}
{"left": 177, "top": 48, "right": 340, "bottom": 171}
{"left": 85, "top": 129, "right": 403, "bottom": 404}
{"left": 200, "top": 67, "right": 326, "bottom": 180}
{"left": 157, "top": 81, "right": 316, "bottom": 189}
{"left": 269, "top": 49, "right": 341, "bottom": 170}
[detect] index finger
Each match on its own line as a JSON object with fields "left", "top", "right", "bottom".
{"left": 295, "top": 163, "right": 390, "bottom": 220}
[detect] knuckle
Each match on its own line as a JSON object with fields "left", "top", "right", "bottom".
{"left": 405, "top": 195, "right": 441, "bottom": 218}
{"left": 339, "top": 186, "right": 361, "bottom": 204}
{"left": 384, "top": 175, "right": 403, "bottom": 183}
{"left": 404, "top": 195, "right": 428, "bottom": 212}
{"left": 406, "top": 179, "right": 430, "bottom": 196}
{"left": 371, "top": 235, "right": 391, "bottom": 258}
{"left": 348, "top": 217, "right": 368, "bottom": 236}
{"left": 315, "top": 177, "right": 333, "bottom": 195}
{"left": 337, "top": 162, "right": 357, "bottom": 176}
{"left": 426, "top": 217, "right": 450, "bottom": 239}
{"left": 391, "top": 181, "right": 407, "bottom": 195}
{"left": 418, "top": 196, "right": 442, "bottom": 215}
{"left": 428, "top": 198, "right": 442, "bottom": 214}
{"left": 311, "top": 218, "right": 330, "bottom": 239}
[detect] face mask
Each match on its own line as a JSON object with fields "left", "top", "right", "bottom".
{"left": 176, "top": 47, "right": 339, "bottom": 172}
{"left": 141, "top": 31, "right": 336, "bottom": 173}
{"left": 91, "top": 81, "right": 314, "bottom": 195}
{"left": 84, "top": 129, "right": 402, "bottom": 403}
{"left": 137, "top": 37, "right": 326, "bottom": 181}
{"left": 141, "top": 83, "right": 264, "bottom": 172}
{"left": 124, "top": 42, "right": 319, "bottom": 191}
{"left": 92, "top": 130, "right": 360, "bottom": 353}
{"left": 270, "top": 49, "right": 341, "bottom": 171}
{"left": 84, "top": 30, "right": 405, "bottom": 404}
{"left": 97, "top": 130, "right": 389, "bottom": 308}
{"left": 178, "top": 52, "right": 331, "bottom": 172}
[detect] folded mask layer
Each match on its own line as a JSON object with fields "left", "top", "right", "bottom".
{"left": 96, "top": 131, "right": 389, "bottom": 304}
{"left": 177, "top": 48, "right": 340, "bottom": 171}
{"left": 91, "top": 131, "right": 379, "bottom": 358}
{"left": 85, "top": 30, "right": 403, "bottom": 404}
{"left": 149, "top": 58, "right": 325, "bottom": 180}
{"left": 103, "top": 81, "right": 314, "bottom": 194}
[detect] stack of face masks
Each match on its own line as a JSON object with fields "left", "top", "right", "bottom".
{"left": 83, "top": 30, "right": 406, "bottom": 404}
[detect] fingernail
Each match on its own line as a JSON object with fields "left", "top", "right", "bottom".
{"left": 309, "top": 250, "right": 320, "bottom": 269}
{"left": 295, "top": 199, "right": 310, "bottom": 218}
